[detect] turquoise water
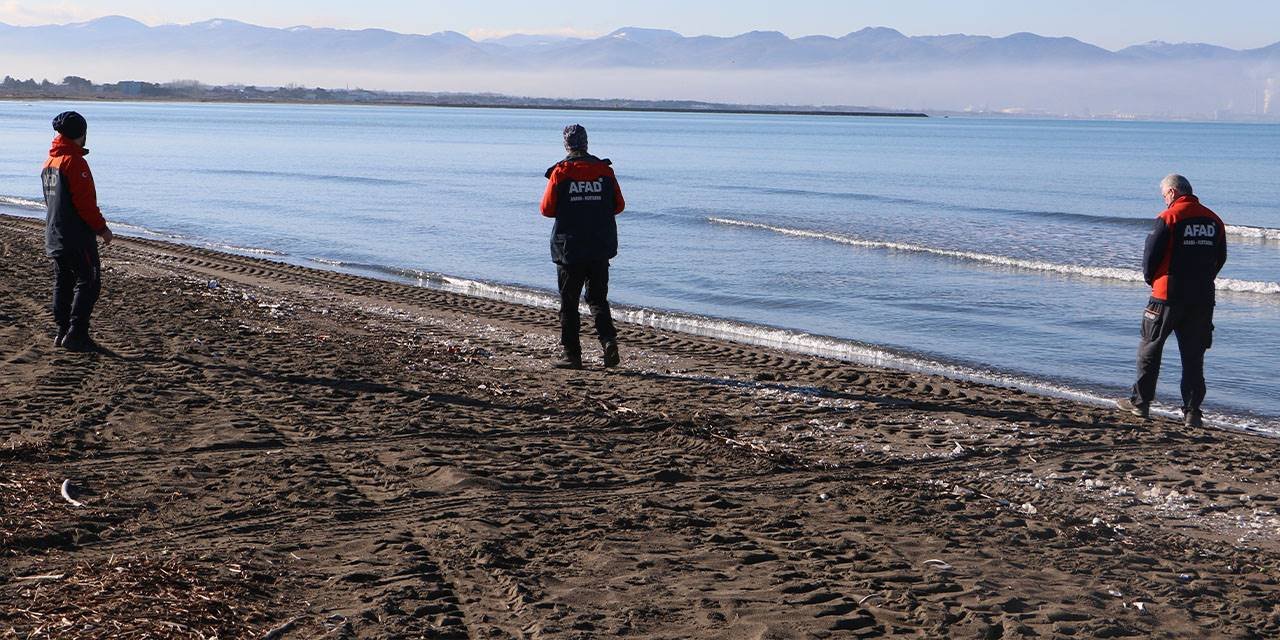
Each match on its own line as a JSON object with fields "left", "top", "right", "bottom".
{"left": 1, "top": 101, "right": 1277, "bottom": 430}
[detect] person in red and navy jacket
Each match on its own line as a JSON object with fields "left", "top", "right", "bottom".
{"left": 540, "top": 124, "right": 625, "bottom": 369}
{"left": 1117, "top": 174, "right": 1227, "bottom": 427}
{"left": 42, "top": 111, "right": 113, "bottom": 352}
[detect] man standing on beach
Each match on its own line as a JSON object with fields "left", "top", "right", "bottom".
{"left": 1117, "top": 174, "right": 1226, "bottom": 428}
{"left": 540, "top": 124, "right": 625, "bottom": 370}
{"left": 42, "top": 111, "right": 113, "bottom": 352}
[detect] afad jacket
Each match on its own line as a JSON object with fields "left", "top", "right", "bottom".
{"left": 540, "top": 154, "right": 625, "bottom": 265}
{"left": 42, "top": 135, "right": 106, "bottom": 257}
{"left": 1143, "top": 194, "right": 1227, "bottom": 304}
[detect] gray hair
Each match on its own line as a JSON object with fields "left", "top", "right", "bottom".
{"left": 1161, "top": 174, "right": 1193, "bottom": 196}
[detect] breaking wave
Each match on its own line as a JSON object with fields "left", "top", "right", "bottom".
{"left": 709, "top": 216, "right": 1280, "bottom": 296}
{"left": 0, "top": 195, "right": 44, "bottom": 210}
{"left": 713, "top": 186, "right": 1279, "bottom": 241}
{"left": 1227, "top": 224, "right": 1280, "bottom": 242}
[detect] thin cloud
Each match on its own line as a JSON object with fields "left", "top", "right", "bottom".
{"left": 0, "top": 0, "right": 97, "bottom": 25}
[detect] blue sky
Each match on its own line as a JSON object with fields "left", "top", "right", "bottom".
{"left": 1, "top": 0, "right": 1277, "bottom": 49}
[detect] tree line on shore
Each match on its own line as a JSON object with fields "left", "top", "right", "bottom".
{"left": 0, "top": 74, "right": 918, "bottom": 117}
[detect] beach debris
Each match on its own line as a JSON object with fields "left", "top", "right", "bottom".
{"left": 1124, "top": 601, "right": 1151, "bottom": 614}
{"left": 922, "top": 559, "right": 953, "bottom": 571}
{"left": 262, "top": 617, "right": 301, "bottom": 640}
{"left": 1020, "top": 503, "right": 1038, "bottom": 515}
{"left": 818, "top": 492, "right": 831, "bottom": 501}
{"left": 1107, "top": 589, "right": 1124, "bottom": 597}
{"left": 60, "top": 479, "right": 85, "bottom": 507}
{"left": 207, "top": 279, "right": 220, "bottom": 289}
{"left": 951, "top": 442, "right": 965, "bottom": 456}
{"left": 15, "top": 573, "right": 65, "bottom": 581}
{"left": 857, "top": 593, "right": 883, "bottom": 605}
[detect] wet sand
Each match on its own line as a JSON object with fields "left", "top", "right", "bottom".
{"left": 2, "top": 212, "right": 1279, "bottom": 639}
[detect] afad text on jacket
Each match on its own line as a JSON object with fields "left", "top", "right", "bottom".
{"left": 42, "top": 134, "right": 106, "bottom": 258}
{"left": 540, "top": 154, "right": 625, "bottom": 265}
{"left": 1143, "top": 195, "right": 1227, "bottom": 304}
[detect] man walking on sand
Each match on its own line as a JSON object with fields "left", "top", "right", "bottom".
{"left": 42, "top": 111, "right": 113, "bottom": 352}
{"left": 540, "top": 124, "right": 625, "bottom": 370}
{"left": 1116, "top": 174, "right": 1226, "bottom": 428}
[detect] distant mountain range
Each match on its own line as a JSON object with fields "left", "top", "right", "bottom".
{"left": 1, "top": 16, "right": 1277, "bottom": 70}
{"left": 2, "top": 17, "right": 1278, "bottom": 118}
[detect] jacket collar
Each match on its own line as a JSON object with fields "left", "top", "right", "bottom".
{"left": 546, "top": 153, "right": 610, "bottom": 178}
{"left": 49, "top": 134, "right": 88, "bottom": 158}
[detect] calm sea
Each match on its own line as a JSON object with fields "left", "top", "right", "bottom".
{"left": 2, "top": 101, "right": 1277, "bottom": 432}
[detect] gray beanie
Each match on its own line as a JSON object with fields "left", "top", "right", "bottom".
{"left": 563, "top": 124, "right": 588, "bottom": 152}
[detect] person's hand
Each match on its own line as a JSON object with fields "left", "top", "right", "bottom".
{"left": 98, "top": 227, "right": 113, "bottom": 247}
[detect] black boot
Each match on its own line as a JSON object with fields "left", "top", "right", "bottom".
{"left": 61, "top": 331, "right": 100, "bottom": 353}
{"left": 553, "top": 349, "right": 582, "bottom": 370}
{"left": 602, "top": 341, "right": 621, "bottom": 368}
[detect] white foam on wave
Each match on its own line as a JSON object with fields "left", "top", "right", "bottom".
{"left": 0, "top": 195, "right": 45, "bottom": 210}
{"left": 710, "top": 217, "right": 1280, "bottom": 296}
{"left": 215, "top": 243, "right": 286, "bottom": 256}
{"left": 1227, "top": 224, "right": 1280, "bottom": 242}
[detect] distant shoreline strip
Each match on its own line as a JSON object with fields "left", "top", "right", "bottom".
{"left": 0, "top": 95, "right": 927, "bottom": 118}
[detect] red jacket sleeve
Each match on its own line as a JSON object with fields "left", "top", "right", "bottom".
{"left": 609, "top": 168, "right": 625, "bottom": 215}
{"left": 65, "top": 155, "right": 107, "bottom": 232}
{"left": 540, "top": 167, "right": 560, "bottom": 218}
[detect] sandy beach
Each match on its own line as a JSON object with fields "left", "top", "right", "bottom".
{"left": 2, "top": 211, "right": 1279, "bottom": 639}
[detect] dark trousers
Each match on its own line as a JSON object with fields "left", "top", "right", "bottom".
{"left": 1130, "top": 298, "right": 1214, "bottom": 411}
{"left": 51, "top": 245, "right": 101, "bottom": 339}
{"left": 556, "top": 260, "right": 616, "bottom": 355}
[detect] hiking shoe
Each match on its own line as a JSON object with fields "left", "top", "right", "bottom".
{"left": 602, "top": 341, "right": 621, "bottom": 368}
{"left": 60, "top": 334, "right": 100, "bottom": 353}
{"left": 553, "top": 351, "right": 582, "bottom": 370}
{"left": 1115, "top": 397, "right": 1149, "bottom": 419}
{"left": 1184, "top": 409, "right": 1203, "bottom": 428}
{"left": 54, "top": 329, "right": 67, "bottom": 348}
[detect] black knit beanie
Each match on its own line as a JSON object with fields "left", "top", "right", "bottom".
{"left": 53, "top": 111, "right": 88, "bottom": 139}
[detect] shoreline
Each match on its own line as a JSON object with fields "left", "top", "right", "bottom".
{"left": 3, "top": 210, "right": 1274, "bottom": 436}
{"left": 3, "top": 213, "right": 1280, "bottom": 638}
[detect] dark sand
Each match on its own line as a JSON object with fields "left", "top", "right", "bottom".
{"left": 2, "top": 212, "right": 1279, "bottom": 639}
